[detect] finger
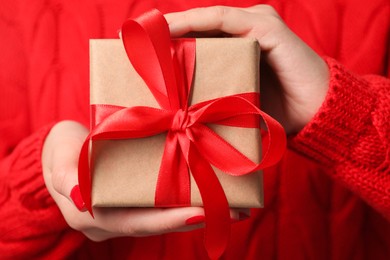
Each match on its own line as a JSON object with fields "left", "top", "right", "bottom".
{"left": 165, "top": 5, "right": 290, "bottom": 53}
{"left": 46, "top": 121, "right": 89, "bottom": 207}
{"left": 87, "top": 206, "right": 206, "bottom": 240}
{"left": 50, "top": 142, "right": 80, "bottom": 203}
{"left": 240, "top": 4, "right": 280, "bottom": 16}
{"left": 165, "top": 6, "right": 254, "bottom": 37}
{"left": 93, "top": 207, "right": 251, "bottom": 239}
{"left": 86, "top": 207, "right": 252, "bottom": 241}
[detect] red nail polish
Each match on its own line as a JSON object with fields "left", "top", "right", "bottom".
{"left": 70, "top": 185, "right": 87, "bottom": 212}
{"left": 239, "top": 212, "right": 250, "bottom": 221}
{"left": 185, "top": 215, "right": 205, "bottom": 225}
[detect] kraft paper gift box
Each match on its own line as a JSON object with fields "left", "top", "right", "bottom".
{"left": 89, "top": 38, "right": 264, "bottom": 208}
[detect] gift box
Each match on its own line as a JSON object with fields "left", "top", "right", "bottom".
{"left": 79, "top": 11, "right": 286, "bottom": 259}
{"left": 89, "top": 37, "right": 264, "bottom": 208}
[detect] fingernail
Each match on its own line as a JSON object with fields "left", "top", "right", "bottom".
{"left": 239, "top": 212, "right": 250, "bottom": 221}
{"left": 185, "top": 215, "right": 205, "bottom": 225}
{"left": 70, "top": 185, "right": 87, "bottom": 212}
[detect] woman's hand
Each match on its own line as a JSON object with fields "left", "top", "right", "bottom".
{"left": 42, "top": 121, "right": 250, "bottom": 241}
{"left": 165, "top": 5, "right": 329, "bottom": 134}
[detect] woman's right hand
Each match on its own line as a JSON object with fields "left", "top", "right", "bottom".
{"left": 41, "top": 121, "right": 247, "bottom": 241}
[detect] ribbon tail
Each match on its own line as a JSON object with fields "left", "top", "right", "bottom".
{"left": 191, "top": 124, "right": 257, "bottom": 175}
{"left": 188, "top": 144, "right": 230, "bottom": 260}
{"left": 155, "top": 131, "right": 191, "bottom": 206}
{"left": 78, "top": 134, "right": 93, "bottom": 216}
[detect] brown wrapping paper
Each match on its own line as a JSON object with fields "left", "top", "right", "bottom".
{"left": 90, "top": 38, "right": 263, "bottom": 208}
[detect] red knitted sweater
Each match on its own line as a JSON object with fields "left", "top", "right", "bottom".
{"left": 0, "top": 0, "right": 389, "bottom": 259}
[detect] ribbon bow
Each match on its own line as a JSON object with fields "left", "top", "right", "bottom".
{"left": 78, "top": 9, "right": 286, "bottom": 259}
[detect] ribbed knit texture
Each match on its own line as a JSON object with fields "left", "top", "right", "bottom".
{"left": 291, "top": 57, "right": 390, "bottom": 220}
{"left": 0, "top": 125, "right": 85, "bottom": 259}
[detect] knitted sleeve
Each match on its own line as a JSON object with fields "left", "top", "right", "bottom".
{"left": 290, "top": 57, "right": 390, "bottom": 220}
{"left": 0, "top": 125, "right": 85, "bottom": 259}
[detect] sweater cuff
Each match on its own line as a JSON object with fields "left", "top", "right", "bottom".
{"left": 1, "top": 121, "right": 87, "bottom": 259}
{"left": 0, "top": 123, "right": 56, "bottom": 209}
{"left": 0, "top": 123, "right": 69, "bottom": 258}
{"left": 289, "top": 57, "right": 377, "bottom": 166}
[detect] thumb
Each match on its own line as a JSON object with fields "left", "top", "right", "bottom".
{"left": 42, "top": 121, "right": 89, "bottom": 211}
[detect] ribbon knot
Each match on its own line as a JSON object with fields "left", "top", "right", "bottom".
{"left": 171, "top": 109, "right": 190, "bottom": 132}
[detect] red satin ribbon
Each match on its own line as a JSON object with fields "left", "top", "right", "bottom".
{"left": 78, "top": 9, "right": 286, "bottom": 259}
